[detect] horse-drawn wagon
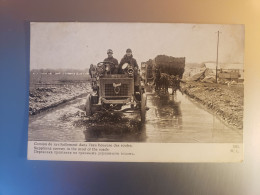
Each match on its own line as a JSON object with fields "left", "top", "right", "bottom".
{"left": 143, "top": 55, "right": 186, "bottom": 94}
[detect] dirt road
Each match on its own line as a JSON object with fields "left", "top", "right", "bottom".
{"left": 28, "top": 91, "right": 242, "bottom": 143}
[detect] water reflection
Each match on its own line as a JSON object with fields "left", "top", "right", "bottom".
{"left": 84, "top": 125, "right": 146, "bottom": 142}
{"left": 28, "top": 90, "right": 242, "bottom": 143}
{"left": 151, "top": 93, "right": 183, "bottom": 130}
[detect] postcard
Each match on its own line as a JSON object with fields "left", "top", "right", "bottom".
{"left": 28, "top": 22, "right": 244, "bottom": 162}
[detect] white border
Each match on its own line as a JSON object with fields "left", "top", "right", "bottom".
{"left": 28, "top": 141, "right": 243, "bottom": 162}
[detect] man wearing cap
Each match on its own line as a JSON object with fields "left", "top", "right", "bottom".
{"left": 118, "top": 48, "right": 138, "bottom": 73}
{"left": 119, "top": 48, "right": 141, "bottom": 100}
{"left": 103, "top": 49, "right": 119, "bottom": 74}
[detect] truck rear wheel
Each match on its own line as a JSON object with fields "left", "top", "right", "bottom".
{"left": 141, "top": 94, "right": 147, "bottom": 122}
{"left": 85, "top": 94, "right": 92, "bottom": 116}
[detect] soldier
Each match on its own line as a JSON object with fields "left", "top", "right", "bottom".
{"left": 119, "top": 48, "right": 138, "bottom": 74}
{"left": 88, "top": 64, "right": 98, "bottom": 93}
{"left": 119, "top": 48, "right": 141, "bottom": 101}
{"left": 103, "top": 49, "right": 119, "bottom": 74}
{"left": 89, "top": 64, "right": 96, "bottom": 78}
{"left": 169, "top": 74, "right": 185, "bottom": 95}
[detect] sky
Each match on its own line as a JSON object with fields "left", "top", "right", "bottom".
{"left": 30, "top": 22, "right": 244, "bottom": 70}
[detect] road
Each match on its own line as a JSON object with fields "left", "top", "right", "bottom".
{"left": 28, "top": 91, "right": 243, "bottom": 143}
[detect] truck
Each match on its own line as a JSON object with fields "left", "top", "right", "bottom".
{"left": 86, "top": 61, "right": 147, "bottom": 122}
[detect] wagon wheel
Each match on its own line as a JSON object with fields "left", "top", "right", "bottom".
{"left": 141, "top": 93, "right": 147, "bottom": 122}
{"left": 85, "top": 94, "right": 93, "bottom": 116}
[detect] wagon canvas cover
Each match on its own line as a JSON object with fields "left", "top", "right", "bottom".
{"left": 28, "top": 22, "right": 244, "bottom": 162}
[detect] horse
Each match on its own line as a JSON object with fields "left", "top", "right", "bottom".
{"left": 158, "top": 73, "right": 171, "bottom": 94}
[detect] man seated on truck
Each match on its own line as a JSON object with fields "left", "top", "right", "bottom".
{"left": 119, "top": 48, "right": 141, "bottom": 101}
{"left": 118, "top": 48, "right": 139, "bottom": 74}
{"left": 103, "top": 49, "right": 119, "bottom": 74}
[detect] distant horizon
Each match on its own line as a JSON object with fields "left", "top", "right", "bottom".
{"left": 30, "top": 60, "right": 244, "bottom": 71}
{"left": 30, "top": 23, "right": 244, "bottom": 70}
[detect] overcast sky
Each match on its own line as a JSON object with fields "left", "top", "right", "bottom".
{"left": 30, "top": 22, "right": 244, "bottom": 70}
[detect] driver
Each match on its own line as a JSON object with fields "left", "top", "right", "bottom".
{"left": 103, "top": 49, "right": 119, "bottom": 74}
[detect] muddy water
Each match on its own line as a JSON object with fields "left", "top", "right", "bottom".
{"left": 28, "top": 91, "right": 242, "bottom": 143}
{"left": 144, "top": 91, "right": 242, "bottom": 143}
{"left": 28, "top": 97, "right": 87, "bottom": 141}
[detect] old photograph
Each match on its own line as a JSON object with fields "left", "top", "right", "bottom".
{"left": 28, "top": 22, "right": 244, "bottom": 161}
{"left": 29, "top": 22, "right": 244, "bottom": 143}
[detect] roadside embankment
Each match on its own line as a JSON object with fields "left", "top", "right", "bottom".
{"left": 181, "top": 81, "right": 243, "bottom": 129}
{"left": 29, "top": 83, "right": 91, "bottom": 115}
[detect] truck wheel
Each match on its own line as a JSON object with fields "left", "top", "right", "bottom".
{"left": 141, "top": 94, "right": 147, "bottom": 122}
{"left": 85, "top": 94, "right": 92, "bottom": 116}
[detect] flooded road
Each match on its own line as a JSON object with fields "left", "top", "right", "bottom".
{"left": 28, "top": 91, "right": 243, "bottom": 143}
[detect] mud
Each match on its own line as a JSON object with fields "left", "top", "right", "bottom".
{"left": 181, "top": 81, "right": 243, "bottom": 129}
{"left": 29, "top": 88, "right": 242, "bottom": 143}
{"left": 74, "top": 112, "right": 142, "bottom": 131}
{"left": 29, "top": 83, "right": 91, "bottom": 115}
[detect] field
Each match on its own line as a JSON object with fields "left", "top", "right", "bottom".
{"left": 30, "top": 73, "right": 91, "bottom": 90}
{"left": 29, "top": 73, "right": 92, "bottom": 115}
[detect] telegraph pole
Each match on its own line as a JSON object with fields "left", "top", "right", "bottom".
{"left": 216, "top": 31, "right": 221, "bottom": 83}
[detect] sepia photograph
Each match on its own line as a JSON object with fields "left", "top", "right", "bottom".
{"left": 28, "top": 22, "right": 244, "bottom": 162}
